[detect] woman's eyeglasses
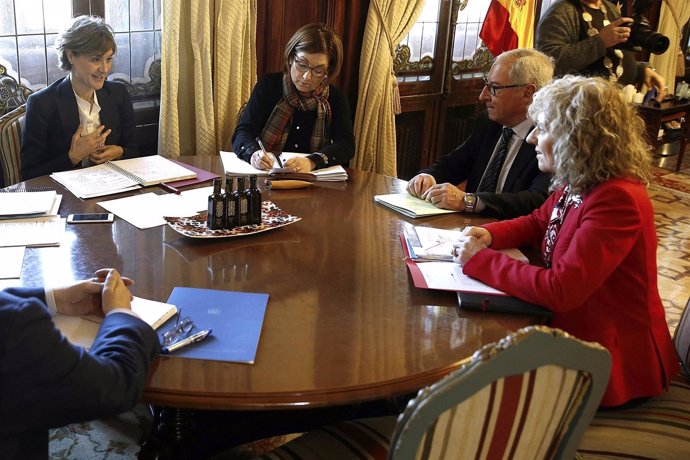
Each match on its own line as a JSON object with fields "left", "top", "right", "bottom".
{"left": 162, "top": 309, "right": 194, "bottom": 346}
{"left": 482, "top": 77, "right": 527, "bottom": 96}
{"left": 293, "top": 58, "right": 327, "bottom": 78}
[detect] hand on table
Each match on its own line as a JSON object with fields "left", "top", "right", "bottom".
{"left": 283, "top": 156, "right": 315, "bottom": 173}
{"left": 52, "top": 268, "right": 134, "bottom": 316}
{"left": 406, "top": 173, "right": 436, "bottom": 198}
{"left": 421, "top": 183, "right": 466, "bottom": 211}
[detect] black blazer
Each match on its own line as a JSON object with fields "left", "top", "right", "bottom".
{"left": 0, "top": 287, "right": 160, "bottom": 459}
{"left": 20, "top": 77, "right": 141, "bottom": 180}
{"left": 419, "top": 112, "right": 551, "bottom": 219}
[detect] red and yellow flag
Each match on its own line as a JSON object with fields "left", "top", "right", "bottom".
{"left": 479, "top": 0, "right": 536, "bottom": 57}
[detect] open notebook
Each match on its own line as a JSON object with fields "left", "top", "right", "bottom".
{"left": 220, "top": 151, "right": 348, "bottom": 182}
{"left": 53, "top": 296, "right": 178, "bottom": 349}
{"left": 50, "top": 156, "right": 197, "bottom": 199}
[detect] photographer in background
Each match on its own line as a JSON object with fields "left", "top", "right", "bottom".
{"left": 537, "top": 0, "right": 668, "bottom": 100}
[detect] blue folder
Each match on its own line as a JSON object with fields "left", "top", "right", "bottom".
{"left": 161, "top": 287, "right": 269, "bottom": 364}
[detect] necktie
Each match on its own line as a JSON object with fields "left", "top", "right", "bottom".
{"left": 479, "top": 127, "right": 513, "bottom": 193}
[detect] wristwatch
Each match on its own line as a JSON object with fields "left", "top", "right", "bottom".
{"left": 463, "top": 193, "right": 477, "bottom": 213}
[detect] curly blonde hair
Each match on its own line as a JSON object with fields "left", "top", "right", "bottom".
{"left": 528, "top": 75, "right": 652, "bottom": 194}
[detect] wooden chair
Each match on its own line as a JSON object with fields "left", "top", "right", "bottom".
{"left": 577, "top": 298, "right": 690, "bottom": 459}
{"left": 254, "top": 326, "right": 612, "bottom": 460}
{"left": 0, "top": 103, "right": 26, "bottom": 188}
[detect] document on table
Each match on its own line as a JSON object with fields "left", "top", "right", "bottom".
{"left": 0, "top": 246, "right": 25, "bottom": 279}
{"left": 0, "top": 216, "right": 65, "bottom": 247}
{"left": 54, "top": 296, "right": 178, "bottom": 349}
{"left": 98, "top": 187, "right": 212, "bottom": 229}
{"left": 220, "top": 151, "right": 348, "bottom": 181}
{"left": 374, "top": 193, "right": 460, "bottom": 218}
{"left": 0, "top": 190, "right": 57, "bottom": 218}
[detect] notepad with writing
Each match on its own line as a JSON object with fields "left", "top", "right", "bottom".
{"left": 220, "top": 151, "right": 348, "bottom": 182}
{"left": 53, "top": 296, "right": 179, "bottom": 349}
{"left": 50, "top": 155, "right": 197, "bottom": 199}
{"left": 160, "top": 287, "right": 269, "bottom": 364}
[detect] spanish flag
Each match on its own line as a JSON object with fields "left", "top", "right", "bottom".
{"left": 480, "top": 0, "right": 536, "bottom": 57}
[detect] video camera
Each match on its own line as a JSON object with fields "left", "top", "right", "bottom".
{"left": 617, "top": 0, "right": 669, "bottom": 55}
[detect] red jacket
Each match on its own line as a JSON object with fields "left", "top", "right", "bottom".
{"left": 464, "top": 178, "right": 679, "bottom": 406}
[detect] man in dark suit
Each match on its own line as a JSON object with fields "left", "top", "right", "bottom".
{"left": 407, "top": 48, "right": 555, "bottom": 219}
{"left": 20, "top": 15, "right": 141, "bottom": 181}
{"left": 0, "top": 269, "right": 161, "bottom": 459}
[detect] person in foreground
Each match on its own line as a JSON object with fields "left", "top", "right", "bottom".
{"left": 406, "top": 48, "right": 554, "bottom": 220}
{"left": 0, "top": 268, "right": 161, "bottom": 459}
{"left": 452, "top": 76, "right": 679, "bottom": 407}
{"left": 21, "top": 15, "right": 140, "bottom": 181}
{"left": 537, "top": 0, "right": 666, "bottom": 100}
{"left": 232, "top": 23, "right": 355, "bottom": 173}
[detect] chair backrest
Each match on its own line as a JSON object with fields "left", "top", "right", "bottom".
{"left": 388, "top": 326, "right": 611, "bottom": 460}
{"left": 0, "top": 104, "right": 26, "bottom": 188}
{"left": 673, "top": 297, "right": 690, "bottom": 377}
{"left": 0, "top": 64, "right": 32, "bottom": 116}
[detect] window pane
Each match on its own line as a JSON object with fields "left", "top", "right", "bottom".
{"left": 17, "top": 34, "right": 47, "bottom": 89}
{"left": 130, "top": 31, "right": 153, "bottom": 81}
{"left": 0, "top": 0, "right": 16, "bottom": 35}
{"left": 105, "top": 0, "right": 129, "bottom": 32}
{"left": 112, "top": 32, "right": 130, "bottom": 78}
{"left": 16, "top": 0, "right": 44, "bottom": 34}
{"left": 452, "top": 0, "right": 490, "bottom": 74}
{"left": 46, "top": 33, "right": 66, "bottom": 84}
{"left": 154, "top": 0, "right": 161, "bottom": 30}
{"left": 0, "top": 36, "right": 18, "bottom": 78}
{"left": 130, "top": 0, "right": 154, "bottom": 31}
{"left": 44, "top": 0, "right": 72, "bottom": 34}
{"left": 396, "top": 0, "right": 440, "bottom": 79}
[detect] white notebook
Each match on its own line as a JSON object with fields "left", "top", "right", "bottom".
{"left": 220, "top": 151, "right": 348, "bottom": 181}
{"left": 50, "top": 155, "right": 197, "bottom": 199}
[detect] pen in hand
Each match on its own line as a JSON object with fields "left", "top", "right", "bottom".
{"left": 256, "top": 137, "right": 283, "bottom": 168}
{"left": 162, "top": 329, "right": 212, "bottom": 354}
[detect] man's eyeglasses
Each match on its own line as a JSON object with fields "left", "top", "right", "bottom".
{"left": 162, "top": 309, "right": 194, "bottom": 346}
{"left": 482, "top": 77, "right": 527, "bottom": 96}
{"left": 294, "top": 58, "right": 327, "bottom": 78}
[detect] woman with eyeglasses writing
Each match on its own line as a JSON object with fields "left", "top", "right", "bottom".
{"left": 232, "top": 23, "right": 355, "bottom": 173}
{"left": 452, "top": 76, "right": 678, "bottom": 408}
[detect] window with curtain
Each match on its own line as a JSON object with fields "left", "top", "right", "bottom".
{"left": 0, "top": 0, "right": 160, "bottom": 99}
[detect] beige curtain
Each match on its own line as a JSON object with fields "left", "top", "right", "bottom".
{"left": 159, "top": 0, "right": 257, "bottom": 157}
{"left": 352, "top": 0, "right": 426, "bottom": 177}
{"left": 649, "top": 0, "right": 690, "bottom": 93}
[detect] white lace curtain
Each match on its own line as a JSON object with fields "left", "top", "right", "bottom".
{"left": 159, "top": 0, "right": 257, "bottom": 157}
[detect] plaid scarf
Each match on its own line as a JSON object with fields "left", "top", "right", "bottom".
{"left": 260, "top": 73, "right": 331, "bottom": 153}
{"left": 542, "top": 186, "right": 582, "bottom": 268}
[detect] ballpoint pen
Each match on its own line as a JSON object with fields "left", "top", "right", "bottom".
{"left": 159, "top": 182, "right": 181, "bottom": 195}
{"left": 162, "top": 329, "right": 212, "bottom": 354}
{"left": 256, "top": 137, "right": 283, "bottom": 168}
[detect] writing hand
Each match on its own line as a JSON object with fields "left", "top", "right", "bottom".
{"left": 251, "top": 150, "right": 274, "bottom": 170}
{"left": 407, "top": 173, "right": 436, "bottom": 198}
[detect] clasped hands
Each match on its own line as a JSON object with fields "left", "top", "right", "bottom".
{"left": 407, "top": 173, "right": 468, "bottom": 211}
{"left": 52, "top": 268, "right": 134, "bottom": 317}
{"left": 451, "top": 227, "right": 493, "bottom": 266}
{"left": 250, "top": 150, "right": 315, "bottom": 173}
{"left": 69, "top": 123, "right": 123, "bottom": 165}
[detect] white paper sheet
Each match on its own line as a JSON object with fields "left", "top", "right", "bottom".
{"left": 0, "top": 246, "right": 25, "bottom": 278}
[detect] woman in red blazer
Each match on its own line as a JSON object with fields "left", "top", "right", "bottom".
{"left": 452, "top": 76, "right": 678, "bottom": 407}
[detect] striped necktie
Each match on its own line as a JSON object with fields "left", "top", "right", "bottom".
{"left": 479, "top": 127, "right": 513, "bottom": 193}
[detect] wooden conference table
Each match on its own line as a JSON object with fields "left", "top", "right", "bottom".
{"left": 15, "top": 156, "right": 539, "bottom": 450}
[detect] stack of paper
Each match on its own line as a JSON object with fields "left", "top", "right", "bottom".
{"left": 374, "top": 193, "right": 460, "bottom": 218}
{"left": 220, "top": 151, "right": 348, "bottom": 181}
{"left": 0, "top": 216, "right": 65, "bottom": 247}
{"left": 0, "top": 190, "right": 61, "bottom": 219}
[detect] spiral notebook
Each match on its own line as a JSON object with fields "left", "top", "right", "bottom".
{"left": 50, "top": 156, "right": 197, "bottom": 199}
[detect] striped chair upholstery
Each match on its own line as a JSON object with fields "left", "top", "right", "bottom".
{"left": 577, "top": 298, "right": 690, "bottom": 459}
{"left": 255, "top": 326, "right": 612, "bottom": 460}
{"left": 0, "top": 104, "right": 25, "bottom": 188}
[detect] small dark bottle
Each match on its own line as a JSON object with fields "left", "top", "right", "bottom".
{"left": 235, "top": 176, "right": 249, "bottom": 226}
{"left": 207, "top": 178, "right": 224, "bottom": 229}
{"left": 247, "top": 174, "right": 262, "bottom": 225}
{"left": 223, "top": 177, "right": 237, "bottom": 229}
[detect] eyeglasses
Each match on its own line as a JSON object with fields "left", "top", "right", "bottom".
{"left": 293, "top": 57, "right": 328, "bottom": 78}
{"left": 162, "top": 309, "right": 194, "bottom": 346}
{"left": 482, "top": 77, "right": 527, "bottom": 96}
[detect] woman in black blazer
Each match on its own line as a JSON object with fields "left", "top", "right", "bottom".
{"left": 20, "top": 15, "right": 140, "bottom": 180}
